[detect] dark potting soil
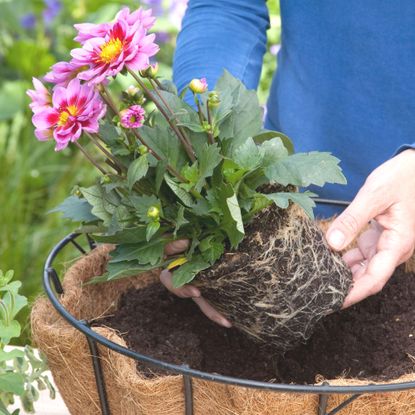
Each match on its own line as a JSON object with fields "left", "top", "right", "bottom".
{"left": 98, "top": 267, "right": 415, "bottom": 384}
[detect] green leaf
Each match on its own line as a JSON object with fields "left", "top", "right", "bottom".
{"left": 108, "top": 205, "right": 133, "bottom": 234}
{"left": 127, "top": 155, "right": 149, "bottom": 190}
{"left": 140, "top": 121, "right": 187, "bottom": 170}
{"left": 0, "top": 270, "right": 14, "bottom": 287}
{"left": 49, "top": 196, "right": 98, "bottom": 223}
{"left": 80, "top": 185, "right": 120, "bottom": 225}
{"left": 1, "top": 287, "right": 27, "bottom": 319}
{"left": 130, "top": 194, "right": 161, "bottom": 223}
{"left": 215, "top": 70, "right": 263, "bottom": 141}
{"left": 216, "top": 184, "right": 245, "bottom": 248}
{"left": 155, "top": 160, "right": 167, "bottom": 193}
{"left": 99, "top": 121, "right": 121, "bottom": 146}
{"left": 172, "top": 257, "right": 210, "bottom": 288}
{"left": 264, "top": 152, "right": 347, "bottom": 187}
{"left": 226, "top": 194, "right": 245, "bottom": 235}
{"left": 146, "top": 221, "right": 160, "bottom": 241}
{"left": 260, "top": 137, "right": 289, "bottom": 168}
{"left": 232, "top": 137, "right": 262, "bottom": 170}
{"left": 158, "top": 90, "right": 200, "bottom": 127}
{"left": 253, "top": 130, "right": 294, "bottom": 154}
{"left": 200, "top": 237, "right": 225, "bottom": 264}
{"left": 195, "top": 143, "right": 222, "bottom": 192}
{"left": 0, "top": 373, "right": 25, "bottom": 395}
{"left": 222, "top": 159, "right": 247, "bottom": 186}
{"left": 181, "top": 163, "right": 199, "bottom": 184}
{"left": 176, "top": 121, "right": 205, "bottom": 133}
{"left": 0, "top": 349, "right": 24, "bottom": 362}
{"left": 110, "top": 240, "right": 164, "bottom": 265}
{"left": 174, "top": 206, "right": 189, "bottom": 237}
{"left": 263, "top": 191, "right": 318, "bottom": 219}
{"left": 190, "top": 198, "right": 211, "bottom": 217}
{"left": 90, "top": 261, "right": 159, "bottom": 283}
{"left": 93, "top": 227, "right": 147, "bottom": 244}
{"left": 159, "top": 80, "right": 178, "bottom": 95}
{"left": 164, "top": 174, "right": 194, "bottom": 207}
{"left": 0, "top": 320, "right": 21, "bottom": 340}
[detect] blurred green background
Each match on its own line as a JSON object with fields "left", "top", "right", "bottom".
{"left": 0, "top": 0, "right": 281, "bottom": 344}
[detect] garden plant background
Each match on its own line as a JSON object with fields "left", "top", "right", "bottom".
{"left": 0, "top": 0, "right": 281, "bottom": 345}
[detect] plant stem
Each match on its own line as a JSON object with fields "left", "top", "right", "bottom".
{"left": 101, "top": 84, "right": 120, "bottom": 116}
{"left": 86, "top": 132, "right": 126, "bottom": 173}
{"left": 98, "top": 85, "right": 136, "bottom": 149}
{"left": 194, "top": 95, "right": 205, "bottom": 124}
{"left": 194, "top": 94, "right": 214, "bottom": 145}
{"left": 74, "top": 141, "right": 107, "bottom": 175}
{"left": 153, "top": 78, "right": 163, "bottom": 90}
{"left": 148, "top": 78, "right": 193, "bottom": 149}
{"left": 206, "top": 105, "right": 215, "bottom": 145}
{"left": 131, "top": 129, "right": 187, "bottom": 182}
{"left": 128, "top": 69, "right": 196, "bottom": 162}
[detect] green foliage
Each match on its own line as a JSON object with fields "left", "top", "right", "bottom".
{"left": 0, "top": 270, "right": 55, "bottom": 414}
{"left": 172, "top": 257, "right": 210, "bottom": 288}
{"left": 49, "top": 196, "right": 98, "bottom": 222}
{"left": 52, "top": 70, "right": 346, "bottom": 286}
{"left": 0, "top": 0, "right": 281, "bottom": 341}
{"left": 127, "top": 155, "right": 149, "bottom": 190}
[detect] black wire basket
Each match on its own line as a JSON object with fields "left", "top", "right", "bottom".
{"left": 42, "top": 200, "right": 415, "bottom": 415}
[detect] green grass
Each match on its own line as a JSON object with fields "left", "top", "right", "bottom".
{"left": 0, "top": 111, "right": 97, "bottom": 344}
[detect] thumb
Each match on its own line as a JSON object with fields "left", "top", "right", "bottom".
{"left": 326, "top": 186, "right": 383, "bottom": 251}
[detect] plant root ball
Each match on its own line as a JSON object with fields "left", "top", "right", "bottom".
{"left": 195, "top": 204, "right": 353, "bottom": 351}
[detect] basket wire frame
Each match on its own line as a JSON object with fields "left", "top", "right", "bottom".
{"left": 42, "top": 199, "right": 415, "bottom": 415}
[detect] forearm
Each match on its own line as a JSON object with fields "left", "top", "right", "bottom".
{"left": 173, "top": 0, "right": 269, "bottom": 93}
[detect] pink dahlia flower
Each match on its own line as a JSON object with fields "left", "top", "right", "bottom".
{"left": 74, "top": 22, "right": 111, "bottom": 45}
{"left": 120, "top": 105, "right": 145, "bottom": 128}
{"left": 44, "top": 61, "right": 87, "bottom": 87}
{"left": 71, "top": 17, "right": 159, "bottom": 85}
{"left": 74, "top": 7, "right": 155, "bottom": 45}
{"left": 31, "top": 78, "right": 106, "bottom": 151}
{"left": 115, "top": 7, "right": 156, "bottom": 30}
{"left": 26, "top": 78, "right": 51, "bottom": 114}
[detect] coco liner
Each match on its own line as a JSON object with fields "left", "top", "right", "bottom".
{"left": 32, "top": 242, "right": 415, "bottom": 415}
{"left": 193, "top": 203, "right": 352, "bottom": 350}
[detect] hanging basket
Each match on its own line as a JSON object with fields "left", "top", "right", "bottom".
{"left": 31, "top": 202, "right": 415, "bottom": 415}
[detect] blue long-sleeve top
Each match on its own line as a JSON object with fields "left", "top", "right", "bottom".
{"left": 173, "top": 0, "right": 415, "bottom": 217}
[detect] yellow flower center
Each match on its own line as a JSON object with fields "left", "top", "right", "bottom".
{"left": 58, "top": 105, "right": 78, "bottom": 126}
{"left": 67, "top": 105, "right": 78, "bottom": 116}
{"left": 58, "top": 111, "right": 69, "bottom": 126}
{"left": 100, "top": 38, "right": 123, "bottom": 64}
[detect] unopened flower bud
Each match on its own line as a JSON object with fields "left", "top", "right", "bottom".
{"left": 138, "top": 145, "right": 148, "bottom": 155}
{"left": 147, "top": 206, "right": 160, "bottom": 219}
{"left": 139, "top": 63, "right": 159, "bottom": 78}
{"left": 125, "top": 85, "right": 140, "bottom": 97}
{"left": 101, "top": 175, "right": 111, "bottom": 184}
{"left": 189, "top": 78, "right": 208, "bottom": 94}
{"left": 202, "top": 121, "right": 212, "bottom": 133}
{"left": 208, "top": 91, "right": 220, "bottom": 108}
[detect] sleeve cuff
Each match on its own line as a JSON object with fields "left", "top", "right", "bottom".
{"left": 394, "top": 143, "right": 415, "bottom": 156}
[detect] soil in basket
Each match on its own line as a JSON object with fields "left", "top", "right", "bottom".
{"left": 97, "top": 267, "right": 415, "bottom": 384}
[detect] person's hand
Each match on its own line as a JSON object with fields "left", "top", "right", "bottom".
{"left": 161, "top": 240, "right": 232, "bottom": 327}
{"left": 326, "top": 149, "right": 415, "bottom": 308}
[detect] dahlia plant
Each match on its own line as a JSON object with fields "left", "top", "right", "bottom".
{"left": 28, "top": 6, "right": 352, "bottom": 350}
